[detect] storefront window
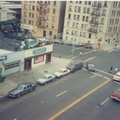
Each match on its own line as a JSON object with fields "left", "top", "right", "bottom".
{"left": 34, "top": 55, "right": 44, "bottom": 64}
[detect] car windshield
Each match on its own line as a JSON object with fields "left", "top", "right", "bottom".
{"left": 57, "top": 70, "right": 63, "bottom": 73}
{"left": 88, "top": 64, "right": 94, "bottom": 67}
{"left": 17, "top": 86, "right": 24, "bottom": 90}
{"left": 41, "top": 76, "right": 47, "bottom": 79}
{"left": 115, "top": 90, "right": 120, "bottom": 94}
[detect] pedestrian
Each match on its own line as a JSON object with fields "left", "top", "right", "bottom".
{"left": 115, "top": 67, "right": 118, "bottom": 74}
{"left": 109, "top": 66, "right": 113, "bottom": 73}
{"left": 79, "top": 52, "right": 82, "bottom": 56}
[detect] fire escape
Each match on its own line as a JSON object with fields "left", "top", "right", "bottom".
{"left": 88, "top": 2, "right": 102, "bottom": 33}
{"left": 37, "top": 1, "right": 47, "bottom": 29}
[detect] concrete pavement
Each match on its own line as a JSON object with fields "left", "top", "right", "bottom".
{"left": 0, "top": 42, "right": 120, "bottom": 99}
{"left": 0, "top": 57, "right": 71, "bottom": 98}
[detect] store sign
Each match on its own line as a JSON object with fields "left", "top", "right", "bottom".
{"left": 0, "top": 55, "right": 7, "bottom": 61}
{"left": 33, "top": 48, "right": 47, "bottom": 55}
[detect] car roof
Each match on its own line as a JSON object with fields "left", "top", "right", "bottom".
{"left": 60, "top": 68, "right": 67, "bottom": 71}
{"left": 115, "top": 88, "right": 120, "bottom": 92}
{"left": 116, "top": 71, "right": 120, "bottom": 75}
{"left": 44, "top": 74, "right": 53, "bottom": 77}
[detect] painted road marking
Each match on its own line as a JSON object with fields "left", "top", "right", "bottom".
{"left": 83, "top": 56, "right": 96, "bottom": 63}
{"left": 114, "top": 81, "right": 120, "bottom": 84}
{"left": 83, "top": 50, "right": 96, "bottom": 55}
{"left": 101, "top": 98, "right": 109, "bottom": 105}
{"left": 56, "top": 90, "right": 67, "bottom": 97}
{"left": 90, "top": 74, "right": 96, "bottom": 78}
{"left": 94, "top": 68, "right": 113, "bottom": 76}
{"left": 82, "top": 68, "right": 110, "bottom": 80}
{"left": 49, "top": 79, "right": 110, "bottom": 120}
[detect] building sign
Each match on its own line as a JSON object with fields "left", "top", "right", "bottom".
{"left": 21, "top": 24, "right": 32, "bottom": 30}
{"left": 33, "top": 48, "right": 47, "bottom": 55}
{"left": 0, "top": 55, "right": 7, "bottom": 61}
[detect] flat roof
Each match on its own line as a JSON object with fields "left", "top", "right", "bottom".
{"left": 0, "top": 49, "right": 13, "bottom": 55}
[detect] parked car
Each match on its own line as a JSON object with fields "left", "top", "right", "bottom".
{"left": 81, "top": 43, "right": 92, "bottom": 49}
{"left": 66, "top": 42, "right": 81, "bottom": 47}
{"left": 113, "top": 71, "right": 120, "bottom": 81}
{"left": 66, "top": 60, "right": 83, "bottom": 73}
{"left": 111, "top": 88, "right": 120, "bottom": 101}
{"left": 37, "top": 74, "right": 56, "bottom": 85}
{"left": 54, "top": 68, "right": 70, "bottom": 78}
{"left": 8, "top": 82, "right": 37, "bottom": 98}
{"left": 53, "top": 40, "right": 64, "bottom": 44}
{"left": 86, "top": 63, "right": 95, "bottom": 72}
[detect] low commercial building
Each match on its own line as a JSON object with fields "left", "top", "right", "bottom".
{"left": 0, "top": 44, "right": 53, "bottom": 75}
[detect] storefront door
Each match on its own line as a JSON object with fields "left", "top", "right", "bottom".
{"left": 46, "top": 54, "right": 51, "bottom": 63}
{"left": 25, "top": 59, "right": 31, "bottom": 70}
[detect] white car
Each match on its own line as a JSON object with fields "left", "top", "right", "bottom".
{"left": 54, "top": 68, "right": 70, "bottom": 78}
{"left": 113, "top": 71, "right": 120, "bottom": 81}
{"left": 37, "top": 74, "right": 56, "bottom": 85}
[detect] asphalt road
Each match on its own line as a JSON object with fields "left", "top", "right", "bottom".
{"left": 0, "top": 44, "right": 120, "bottom": 120}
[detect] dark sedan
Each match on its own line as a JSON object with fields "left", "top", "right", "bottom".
{"left": 8, "top": 82, "right": 37, "bottom": 98}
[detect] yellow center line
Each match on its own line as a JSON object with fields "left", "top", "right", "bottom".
{"left": 48, "top": 79, "right": 110, "bottom": 120}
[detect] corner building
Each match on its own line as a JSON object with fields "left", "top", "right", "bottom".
{"left": 63, "top": 1, "right": 120, "bottom": 46}
{"left": 21, "top": 1, "right": 66, "bottom": 39}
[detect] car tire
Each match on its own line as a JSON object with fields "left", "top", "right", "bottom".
{"left": 30, "top": 88, "right": 33, "bottom": 92}
{"left": 17, "top": 93, "right": 21, "bottom": 98}
{"left": 52, "top": 78, "right": 55, "bottom": 82}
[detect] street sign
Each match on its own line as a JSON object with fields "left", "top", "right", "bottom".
{"left": 0, "top": 55, "right": 7, "bottom": 61}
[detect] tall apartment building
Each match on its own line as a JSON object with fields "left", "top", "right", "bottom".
{"left": 21, "top": 1, "right": 66, "bottom": 39}
{"left": 63, "top": 1, "right": 120, "bottom": 46}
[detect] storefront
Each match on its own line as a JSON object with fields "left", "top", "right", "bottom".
{"left": 0, "top": 51, "right": 24, "bottom": 75}
{"left": 24, "top": 44, "right": 53, "bottom": 70}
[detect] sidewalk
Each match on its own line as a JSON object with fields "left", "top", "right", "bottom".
{"left": 0, "top": 57, "right": 71, "bottom": 98}
{"left": 100, "top": 42, "right": 120, "bottom": 51}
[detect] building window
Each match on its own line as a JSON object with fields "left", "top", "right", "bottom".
{"left": 24, "top": 4, "right": 27, "bottom": 9}
{"left": 88, "top": 33, "right": 92, "bottom": 38}
{"left": 5, "top": 61, "right": 20, "bottom": 70}
{"left": 52, "top": 24, "right": 54, "bottom": 28}
{"left": 24, "top": 19, "right": 26, "bottom": 24}
{"left": 73, "top": 22, "right": 75, "bottom": 27}
{"left": 84, "top": 1, "right": 87, "bottom": 4}
{"left": 54, "top": 1, "right": 56, "bottom": 6}
{"left": 53, "top": 9, "right": 56, "bottom": 13}
{"left": 66, "top": 36, "right": 68, "bottom": 40}
{"left": 82, "top": 16, "right": 85, "bottom": 21}
{"left": 81, "top": 24, "right": 84, "bottom": 29}
{"left": 69, "top": 5, "right": 72, "bottom": 11}
{"left": 80, "top": 32, "right": 82, "bottom": 37}
{"left": 71, "top": 30, "right": 74, "bottom": 35}
{"left": 101, "top": 18, "right": 104, "bottom": 24}
{"left": 77, "top": 15, "right": 80, "bottom": 20}
{"left": 48, "top": 1, "right": 50, "bottom": 5}
{"left": 83, "top": 7, "right": 86, "bottom": 13}
{"left": 29, "top": 20, "right": 31, "bottom": 24}
{"left": 86, "top": 16, "right": 89, "bottom": 22}
{"left": 87, "top": 8, "right": 90, "bottom": 14}
{"left": 52, "top": 16, "right": 55, "bottom": 21}
{"left": 66, "top": 29, "right": 69, "bottom": 34}
{"left": 68, "top": 14, "right": 71, "bottom": 19}
{"left": 67, "top": 21, "right": 70, "bottom": 26}
{"left": 47, "top": 8, "right": 50, "bottom": 13}
{"left": 88, "top": 1, "right": 91, "bottom": 5}
{"left": 75, "top": 31, "right": 78, "bottom": 36}
{"left": 78, "top": 7, "right": 81, "bottom": 12}
{"left": 79, "top": 1, "right": 82, "bottom": 4}
{"left": 76, "top": 23, "right": 79, "bottom": 28}
{"left": 75, "top": 6, "right": 77, "bottom": 12}
{"left": 74, "top": 14, "right": 77, "bottom": 20}
{"left": 34, "top": 56, "right": 44, "bottom": 64}
{"left": 46, "top": 23, "right": 48, "bottom": 27}
{"left": 102, "top": 9, "right": 106, "bottom": 15}
{"left": 49, "top": 31, "right": 52, "bottom": 35}
{"left": 24, "top": 12, "right": 26, "bottom": 17}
